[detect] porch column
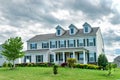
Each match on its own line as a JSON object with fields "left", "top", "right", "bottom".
{"left": 54, "top": 53, "right": 56, "bottom": 63}
{"left": 83, "top": 50, "right": 86, "bottom": 64}
{"left": 73, "top": 51, "right": 75, "bottom": 58}
{"left": 62, "top": 52, "right": 65, "bottom": 63}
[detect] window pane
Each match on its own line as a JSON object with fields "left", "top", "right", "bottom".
{"left": 71, "top": 28, "right": 74, "bottom": 34}
{"left": 36, "top": 55, "right": 43, "bottom": 63}
{"left": 89, "top": 53, "right": 94, "bottom": 62}
{"left": 30, "top": 43, "right": 37, "bottom": 49}
{"left": 57, "top": 29, "right": 60, "bottom": 35}
{"left": 69, "top": 40, "right": 74, "bottom": 47}
{"left": 85, "top": 27, "right": 88, "bottom": 32}
{"left": 60, "top": 40, "right": 65, "bottom": 48}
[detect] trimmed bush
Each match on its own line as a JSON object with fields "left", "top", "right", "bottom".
{"left": 74, "top": 64, "right": 100, "bottom": 70}
{"left": 2, "top": 62, "right": 8, "bottom": 67}
{"left": 67, "top": 58, "right": 76, "bottom": 68}
{"left": 15, "top": 62, "right": 55, "bottom": 67}
{"left": 53, "top": 65, "right": 58, "bottom": 75}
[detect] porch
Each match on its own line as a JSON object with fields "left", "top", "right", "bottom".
{"left": 51, "top": 48, "right": 88, "bottom": 64}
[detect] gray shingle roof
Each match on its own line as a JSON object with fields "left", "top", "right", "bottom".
{"left": 27, "top": 27, "right": 99, "bottom": 42}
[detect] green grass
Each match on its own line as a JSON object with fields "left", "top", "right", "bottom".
{"left": 0, "top": 67, "right": 120, "bottom": 80}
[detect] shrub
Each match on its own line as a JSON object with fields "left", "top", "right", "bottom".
{"left": 53, "top": 65, "right": 58, "bottom": 75}
{"left": 2, "top": 62, "right": 8, "bottom": 67}
{"left": 112, "top": 63, "right": 117, "bottom": 71}
{"left": 106, "top": 63, "right": 112, "bottom": 76}
{"left": 67, "top": 58, "right": 76, "bottom": 68}
{"left": 8, "top": 62, "right": 12, "bottom": 67}
{"left": 98, "top": 54, "right": 108, "bottom": 70}
{"left": 15, "top": 62, "right": 55, "bottom": 67}
{"left": 61, "top": 63, "right": 67, "bottom": 67}
{"left": 74, "top": 64, "right": 100, "bottom": 70}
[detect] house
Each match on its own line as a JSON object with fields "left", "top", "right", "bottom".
{"left": 114, "top": 56, "right": 120, "bottom": 67}
{"left": 23, "top": 22, "right": 104, "bottom": 64}
{"left": 0, "top": 45, "right": 6, "bottom": 66}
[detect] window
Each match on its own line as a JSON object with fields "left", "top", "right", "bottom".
{"left": 78, "top": 39, "right": 84, "bottom": 46}
{"left": 70, "top": 28, "right": 74, "bottom": 34}
{"left": 85, "top": 27, "right": 88, "bottom": 32}
{"left": 50, "top": 41, "right": 56, "bottom": 48}
{"left": 50, "top": 54, "right": 54, "bottom": 62}
{"left": 60, "top": 40, "right": 66, "bottom": 48}
{"left": 30, "top": 43, "right": 37, "bottom": 49}
{"left": 89, "top": 38, "right": 94, "bottom": 46}
{"left": 36, "top": 55, "right": 43, "bottom": 63}
{"left": 42, "top": 42, "right": 49, "bottom": 48}
{"left": 59, "top": 53, "right": 63, "bottom": 61}
{"left": 79, "top": 53, "right": 83, "bottom": 60}
{"left": 24, "top": 56, "right": 31, "bottom": 63}
{"left": 89, "top": 53, "right": 94, "bottom": 62}
{"left": 70, "top": 52, "right": 73, "bottom": 58}
{"left": 68, "top": 39, "right": 75, "bottom": 47}
{"left": 57, "top": 29, "right": 61, "bottom": 36}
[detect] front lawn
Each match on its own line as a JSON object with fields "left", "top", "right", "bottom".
{"left": 0, "top": 67, "right": 120, "bottom": 80}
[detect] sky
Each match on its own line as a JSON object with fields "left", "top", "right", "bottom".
{"left": 0, "top": 0, "right": 120, "bottom": 62}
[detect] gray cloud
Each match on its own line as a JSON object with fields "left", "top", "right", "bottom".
{"left": 103, "top": 29, "right": 120, "bottom": 46}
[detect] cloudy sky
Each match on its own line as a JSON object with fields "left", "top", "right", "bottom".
{"left": 0, "top": 0, "right": 120, "bottom": 61}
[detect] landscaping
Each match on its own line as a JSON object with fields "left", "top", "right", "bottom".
{"left": 0, "top": 67, "right": 120, "bottom": 80}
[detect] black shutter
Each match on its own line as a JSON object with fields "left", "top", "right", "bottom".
{"left": 93, "top": 38, "right": 96, "bottom": 46}
{"left": 88, "top": 53, "right": 89, "bottom": 63}
{"left": 59, "top": 53, "right": 60, "bottom": 61}
{"left": 87, "top": 39, "right": 89, "bottom": 46}
{"left": 59, "top": 41, "right": 60, "bottom": 48}
{"left": 42, "top": 43, "right": 43, "bottom": 48}
{"left": 64, "top": 40, "right": 66, "bottom": 47}
{"left": 74, "top": 40, "right": 76, "bottom": 47}
{"left": 78, "top": 53, "right": 79, "bottom": 60}
{"left": 83, "top": 39, "right": 85, "bottom": 46}
{"left": 50, "top": 41, "right": 52, "bottom": 48}
{"left": 42, "top": 55, "right": 43, "bottom": 62}
{"left": 68, "top": 40, "right": 69, "bottom": 47}
{"left": 77, "top": 39, "right": 79, "bottom": 47}
{"left": 30, "top": 56, "right": 31, "bottom": 62}
{"left": 56, "top": 54, "right": 57, "bottom": 61}
{"left": 35, "top": 43, "right": 37, "bottom": 49}
{"left": 56, "top": 41, "right": 57, "bottom": 48}
{"left": 94, "top": 52, "right": 96, "bottom": 62}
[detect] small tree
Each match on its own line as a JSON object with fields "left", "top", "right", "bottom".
{"left": 67, "top": 58, "right": 76, "bottom": 68}
{"left": 98, "top": 54, "right": 108, "bottom": 70}
{"left": 53, "top": 65, "right": 58, "bottom": 75}
{"left": 107, "top": 63, "right": 112, "bottom": 76}
{"left": 112, "top": 63, "right": 117, "bottom": 71}
{"left": 1, "top": 37, "right": 24, "bottom": 69}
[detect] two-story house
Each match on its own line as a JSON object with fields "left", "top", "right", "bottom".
{"left": 23, "top": 22, "right": 104, "bottom": 64}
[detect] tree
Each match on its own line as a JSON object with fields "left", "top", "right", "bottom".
{"left": 98, "top": 54, "right": 108, "bottom": 70}
{"left": 107, "top": 63, "right": 112, "bottom": 76}
{"left": 1, "top": 37, "right": 24, "bottom": 69}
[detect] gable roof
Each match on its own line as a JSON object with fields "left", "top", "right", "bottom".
{"left": 27, "top": 27, "right": 99, "bottom": 42}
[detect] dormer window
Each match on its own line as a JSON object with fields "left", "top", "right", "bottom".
{"left": 83, "top": 22, "right": 92, "bottom": 33}
{"left": 57, "top": 29, "right": 61, "bottom": 36}
{"left": 56, "top": 25, "right": 65, "bottom": 36}
{"left": 69, "top": 24, "right": 78, "bottom": 35}
{"left": 85, "top": 26, "right": 88, "bottom": 32}
{"left": 70, "top": 28, "right": 74, "bottom": 34}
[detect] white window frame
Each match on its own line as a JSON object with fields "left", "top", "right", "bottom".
{"left": 69, "top": 39, "right": 74, "bottom": 47}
